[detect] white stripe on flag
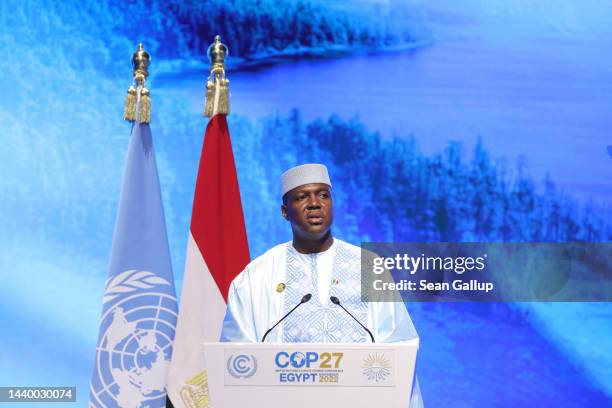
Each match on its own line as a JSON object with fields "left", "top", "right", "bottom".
{"left": 167, "top": 232, "right": 226, "bottom": 407}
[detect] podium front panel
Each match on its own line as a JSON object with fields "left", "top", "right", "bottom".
{"left": 202, "top": 341, "right": 418, "bottom": 408}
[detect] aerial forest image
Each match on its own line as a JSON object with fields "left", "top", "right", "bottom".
{"left": 0, "top": 0, "right": 610, "bottom": 406}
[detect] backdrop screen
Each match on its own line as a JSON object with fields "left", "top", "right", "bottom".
{"left": 0, "top": 0, "right": 610, "bottom": 406}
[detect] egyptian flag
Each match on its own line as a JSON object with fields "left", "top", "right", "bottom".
{"left": 166, "top": 113, "right": 250, "bottom": 407}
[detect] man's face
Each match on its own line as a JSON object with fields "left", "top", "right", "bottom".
{"left": 281, "top": 183, "right": 333, "bottom": 239}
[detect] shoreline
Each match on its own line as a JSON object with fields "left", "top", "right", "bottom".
{"left": 152, "top": 40, "right": 432, "bottom": 79}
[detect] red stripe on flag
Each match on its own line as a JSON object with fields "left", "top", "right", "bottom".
{"left": 190, "top": 114, "right": 250, "bottom": 302}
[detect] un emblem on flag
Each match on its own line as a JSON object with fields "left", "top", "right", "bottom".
{"left": 90, "top": 270, "right": 177, "bottom": 408}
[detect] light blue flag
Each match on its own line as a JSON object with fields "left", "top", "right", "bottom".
{"left": 90, "top": 122, "right": 178, "bottom": 408}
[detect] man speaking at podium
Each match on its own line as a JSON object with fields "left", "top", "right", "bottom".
{"left": 221, "top": 163, "right": 423, "bottom": 406}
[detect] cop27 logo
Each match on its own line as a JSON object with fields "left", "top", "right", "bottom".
{"left": 275, "top": 351, "right": 344, "bottom": 369}
{"left": 227, "top": 354, "right": 258, "bottom": 378}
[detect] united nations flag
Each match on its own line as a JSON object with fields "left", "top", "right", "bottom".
{"left": 89, "top": 44, "right": 178, "bottom": 408}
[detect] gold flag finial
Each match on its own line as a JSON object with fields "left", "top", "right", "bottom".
{"left": 204, "top": 35, "right": 230, "bottom": 117}
{"left": 124, "top": 43, "right": 151, "bottom": 123}
{"left": 132, "top": 43, "right": 150, "bottom": 82}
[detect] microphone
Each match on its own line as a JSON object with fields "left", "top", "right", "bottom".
{"left": 330, "top": 296, "right": 375, "bottom": 343}
{"left": 261, "top": 293, "right": 312, "bottom": 342}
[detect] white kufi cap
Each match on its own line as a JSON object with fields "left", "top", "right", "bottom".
{"left": 280, "top": 164, "right": 332, "bottom": 196}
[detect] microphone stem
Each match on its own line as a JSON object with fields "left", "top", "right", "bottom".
{"left": 337, "top": 303, "right": 375, "bottom": 343}
{"left": 261, "top": 299, "right": 304, "bottom": 342}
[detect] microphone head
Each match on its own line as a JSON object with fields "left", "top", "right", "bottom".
{"left": 302, "top": 293, "right": 312, "bottom": 303}
{"left": 330, "top": 296, "right": 340, "bottom": 305}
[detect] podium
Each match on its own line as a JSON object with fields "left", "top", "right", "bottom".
{"left": 202, "top": 339, "right": 419, "bottom": 408}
